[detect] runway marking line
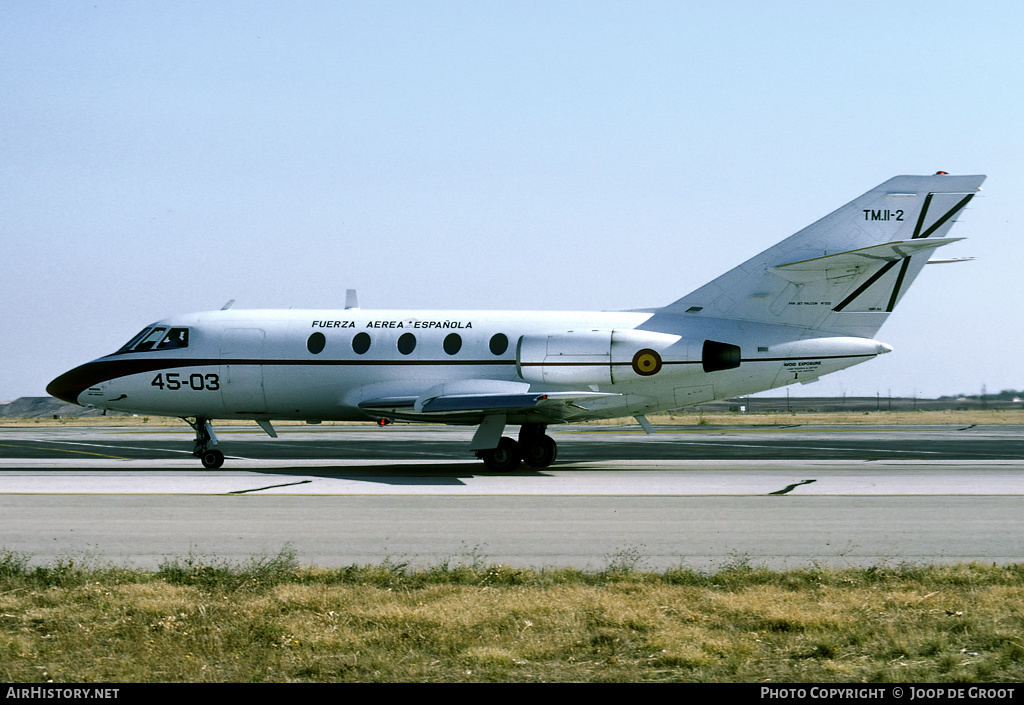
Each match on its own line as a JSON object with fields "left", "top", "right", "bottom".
{"left": 650, "top": 440, "right": 946, "bottom": 454}
{"left": 0, "top": 441, "right": 129, "bottom": 460}
{"left": 565, "top": 426, "right": 949, "bottom": 435}
{"left": 229, "top": 480, "right": 314, "bottom": 494}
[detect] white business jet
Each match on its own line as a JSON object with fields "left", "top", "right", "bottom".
{"left": 48, "top": 172, "right": 984, "bottom": 470}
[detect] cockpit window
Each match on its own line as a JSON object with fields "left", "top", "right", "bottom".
{"left": 116, "top": 327, "right": 190, "bottom": 353}
{"left": 157, "top": 328, "right": 189, "bottom": 349}
{"left": 116, "top": 328, "right": 152, "bottom": 353}
{"left": 133, "top": 328, "right": 168, "bottom": 351}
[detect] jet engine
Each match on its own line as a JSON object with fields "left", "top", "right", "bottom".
{"left": 516, "top": 329, "right": 741, "bottom": 386}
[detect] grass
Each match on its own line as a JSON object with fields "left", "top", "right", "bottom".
{"left": 1, "top": 548, "right": 1023, "bottom": 683}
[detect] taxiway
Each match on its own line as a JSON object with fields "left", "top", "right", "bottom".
{"left": 1, "top": 423, "right": 1022, "bottom": 569}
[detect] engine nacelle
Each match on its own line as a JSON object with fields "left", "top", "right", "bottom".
{"left": 516, "top": 329, "right": 737, "bottom": 386}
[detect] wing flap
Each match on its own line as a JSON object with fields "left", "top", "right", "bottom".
{"left": 417, "top": 391, "right": 618, "bottom": 414}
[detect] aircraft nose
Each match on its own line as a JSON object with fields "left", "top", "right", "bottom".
{"left": 46, "top": 361, "right": 109, "bottom": 405}
{"left": 877, "top": 342, "right": 894, "bottom": 355}
{"left": 47, "top": 369, "right": 86, "bottom": 405}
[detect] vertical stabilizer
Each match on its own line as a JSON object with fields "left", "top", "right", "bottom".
{"left": 660, "top": 174, "right": 985, "bottom": 337}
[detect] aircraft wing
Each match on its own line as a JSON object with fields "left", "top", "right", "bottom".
{"left": 415, "top": 390, "right": 618, "bottom": 414}
{"left": 358, "top": 383, "right": 620, "bottom": 422}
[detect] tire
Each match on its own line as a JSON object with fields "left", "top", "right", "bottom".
{"left": 480, "top": 437, "right": 521, "bottom": 472}
{"left": 200, "top": 449, "right": 225, "bottom": 469}
{"left": 522, "top": 434, "right": 557, "bottom": 468}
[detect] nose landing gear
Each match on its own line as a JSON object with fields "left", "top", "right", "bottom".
{"left": 185, "top": 417, "right": 225, "bottom": 468}
{"left": 198, "top": 448, "right": 225, "bottom": 469}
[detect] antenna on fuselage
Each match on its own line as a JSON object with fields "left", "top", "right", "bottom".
{"left": 345, "top": 289, "right": 359, "bottom": 310}
{"left": 221, "top": 299, "right": 235, "bottom": 310}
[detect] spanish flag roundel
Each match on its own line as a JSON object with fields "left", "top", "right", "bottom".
{"left": 631, "top": 348, "right": 662, "bottom": 376}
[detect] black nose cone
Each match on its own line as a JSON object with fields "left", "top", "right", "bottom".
{"left": 47, "top": 362, "right": 106, "bottom": 405}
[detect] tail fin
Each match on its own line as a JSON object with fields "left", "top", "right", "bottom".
{"left": 660, "top": 173, "right": 985, "bottom": 337}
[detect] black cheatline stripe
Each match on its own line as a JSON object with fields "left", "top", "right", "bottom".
{"left": 231, "top": 358, "right": 514, "bottom": 366}
{"left": 519, "top": 360, "right": 701, "bottom": 368}
{"left": 54, "top": 350, "right": 882, "bottom": 402}
{"left": 915, "top": 193, "right": 974, "bottom": 239}
{"left": 833, "top": 259, "right": 899, "bottom": 312}
{"left": 46, "top": 357, "right": 516, "bottom": 403}
{"left": 513, "top": 354, "right": 875, "bottom": 368}
{"left": 138, "top": 357, "right": 512, "bottom": 368}
{"left": 886, "top": 257, "right": 912, "bottom": 312}
{"left": 743, "top": 353, "right": 875, "bottom": 363}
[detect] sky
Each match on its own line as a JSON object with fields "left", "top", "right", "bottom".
{"left": 2, "top": 0, "right": 1022, "bottom": 401}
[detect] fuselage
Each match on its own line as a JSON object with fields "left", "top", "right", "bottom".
{"left": 47, "top": 307, "right": 890, "bottom": 425}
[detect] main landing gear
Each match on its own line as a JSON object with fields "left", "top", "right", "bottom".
{"left": 476, "top": 423, "right": 558, "bottom": 472}
{"left": 186, "top": 417, "right": 224, "bottom": 469}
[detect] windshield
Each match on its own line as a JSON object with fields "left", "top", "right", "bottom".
{"left": 115, "top": 327, "right": 189, "bottom": 354}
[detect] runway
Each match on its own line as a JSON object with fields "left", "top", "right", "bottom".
{"left": 1, "top": 423, "right": 1023, "bottom": 569}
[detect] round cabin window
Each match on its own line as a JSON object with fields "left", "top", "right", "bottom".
{"left": 489, "top": 333, "right": 508, "bottom": 355}
{"left": 352, "top": 332, "right": 371, "bottom": 354}
{"left": 397, "top": 333, "right": 416, "bottom": 355}
{"left": 443, "top": 333, "right": 462, "bottom": 355}
{"left": 307, "top": 332, "right": 326, "bottom": 354}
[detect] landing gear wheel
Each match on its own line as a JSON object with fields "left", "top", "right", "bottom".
{"left": 186, "top": 417, "right": 224, "bottom": 468}
{"left": 522, "top": 434, "right": 557, "bottom": 468}
{"left": 200, "top": 449, "right": 225, "bottom": 469}
{"left": 518, "top": 423, "right": 557, "bottom": 468}
{"left": 478, "top": 437, "right": 521, "bottom": 472}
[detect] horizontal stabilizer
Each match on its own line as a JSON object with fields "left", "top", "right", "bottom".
{"left": 927, "top": 256, "right": 976, "bottom": 265}
{"left": 774, "top": 238, "right": 963, "bottom": 280}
